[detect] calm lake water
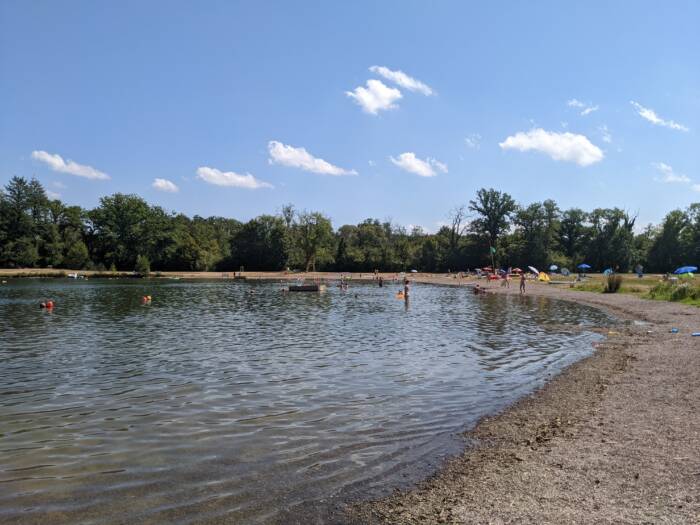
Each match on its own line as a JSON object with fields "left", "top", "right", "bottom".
{"left": 0, "top": 279, "right": 611, "bottom": 523}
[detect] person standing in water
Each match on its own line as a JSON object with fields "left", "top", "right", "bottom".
{"left": 403, "top": 278, "right": 410, "bottom": 299}
{"left": 519, "top": 272, "right": 526, "bottom": 294}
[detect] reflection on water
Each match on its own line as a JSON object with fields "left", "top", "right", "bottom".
{"left": 0, "top": 279, "right": 611, "bottom": 523}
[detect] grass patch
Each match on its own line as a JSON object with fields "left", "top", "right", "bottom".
{"left": 648, "top": 281, "right": 700, "bottom": 306}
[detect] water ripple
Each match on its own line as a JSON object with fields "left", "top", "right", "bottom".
{"left": 0, "top": 279, "right": 611, "bottom": 523}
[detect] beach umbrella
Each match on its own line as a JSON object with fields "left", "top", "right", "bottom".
{"left": 603, "top": 268, "right": 613, "bottom": 276}
{"left": 512, "top": 267, "right": 523, "bottom": 273}
{"left": 673, "top": 266, "right": 698, "bottom": 274}
{"left": 561, "top": 268, "right": 570, "bottom": 276}
{"left": 549, "top": 264, "right": 558, "bottom": 271}
{"left": 577, "top": 263, "right": 591, "bottom": 270}
{"left": 528, "top": 266, "right": 539, "bottom": 275}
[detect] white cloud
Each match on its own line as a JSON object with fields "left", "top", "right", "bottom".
{"left": 368, "top": 66, "right": 434, "bottom": 96}
{"left": 390, "top": 152, "right": 448, "bottom": 177}
{"left": 368, "top": 160, "right": 376, "bottom": 167}
{"left": 630, "top": 101, "right": 688, "bottom": 131}
{"left": 464, "top": 133, "right": 481, "bottom": 150}
{"left": 599, "top": 125, "right": 612, "bottom": 143}
{"left": 31, "top": 150, "right": 110, "bottom": 180}
{"left": 152, "top": 178, "right": 179, "bottom": 193}
{"left": 268, "top": 140, "right": 357, "bottom": 175}
{"left": 46, "top": 190, "right": 61, "bottom": 200}
{"left": 196, "top": 167, "right": 273, "bottom": 189}
{"left": 499, "top": 128, "right": 604, "bottom": 166}
{"left": 346, "top": 79, "right": 402, "bottom": 114}
{"left": 693, "top": 184, "right": 700, "bottom": 193}
{"left": 567, "top": 99, "right": 598, "bottom": 116}
{"left": 652, "top": 162, "right": 690, "bottom": 183}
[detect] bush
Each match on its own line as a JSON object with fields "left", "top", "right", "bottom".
{"left": 134, "top": 255, "right": 151, "bottom": 277}
{"left": 604, "top": 274, "right": 623, "bottom": 293}
{"left": 648, "top": 281, "right": 700, "bottom": 302}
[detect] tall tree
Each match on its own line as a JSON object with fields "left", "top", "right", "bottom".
{"left": 468, "top": 188, "right": 516, "bottom": 264}
{"left": 647, "top": 209, "right": 689, "bottom": 272}
{"left": 292, "top": 211, "right": 334, "bottom": 272}
{"left": 558, "top": 208, "right": 589, "bottom": 263}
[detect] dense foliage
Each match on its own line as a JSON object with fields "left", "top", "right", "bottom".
{"left": 1, "top": 177, "right": 698, "bottom": 273}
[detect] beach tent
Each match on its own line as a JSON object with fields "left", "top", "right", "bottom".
{"left": 673, "top": 266, "right": 698, "bottom": 274}
{"left": 538, "top": 272, "right": 550, "bottom": 282}
{"left": 577, "top": 263, "right": 591, "bottom": 270}
{"left": 528, "top": 266, "right": 539, "bottom": 275}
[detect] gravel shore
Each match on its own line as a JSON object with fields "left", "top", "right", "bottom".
{"left": 344, "top": 283, "right": 700, "bottom": 524}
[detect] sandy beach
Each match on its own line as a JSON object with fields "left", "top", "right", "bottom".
{"left": 339, "top": 280, "right": 700, "bottom": 524}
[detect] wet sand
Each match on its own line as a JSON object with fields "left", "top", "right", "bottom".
{"left": 343, "top": 282, "right": 700, "bottom": 524}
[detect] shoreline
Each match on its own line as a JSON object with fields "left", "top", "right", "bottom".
{"left": 342, "top": 281, "right": 700, "bottom": 523}
{"left": 2, "top": 271, "right": 699, "bottom": 522}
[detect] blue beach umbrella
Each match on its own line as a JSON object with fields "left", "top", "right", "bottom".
{"left": 577, "top": 263, "right": 591, "bottom": 270}
{"left": 549, "top": 264, "right": 558, "bottom": 271}
{"left": 603, "top": 268, "right": 614, "bottom": 276}
{"left": 673, "top": 266, "right": 698, "bottom": 274}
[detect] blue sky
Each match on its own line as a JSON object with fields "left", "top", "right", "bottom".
{"left": 1, "top": 1, "right": 698, "bottom": 230}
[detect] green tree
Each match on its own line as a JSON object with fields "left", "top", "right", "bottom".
{"left": 468, "top": 188, "right": 516, "bottom": 265}
{"left": 558, "top": 208, "right": 589, "bottom": 264}
{"left": 230, "top": 215, "right": 289, "bottom": 270}
{"left": 291, "top": 211, "right": 334, "bottom": 271}
{"left": 647, "top": 209, "right": 689, "bottom": 272}
{"left": 64, "top": 239, "right": 90, "bottom": 269}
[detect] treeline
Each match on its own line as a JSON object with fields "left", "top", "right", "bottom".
{"left": 1, "top": 177, "right": 698, "bottom": 274}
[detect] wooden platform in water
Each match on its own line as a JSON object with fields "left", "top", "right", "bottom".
{"left": 288, "top": 284, "right": 326, "bottom": 292}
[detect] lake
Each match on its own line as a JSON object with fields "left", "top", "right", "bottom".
{"left": 0, "top": 279, "right": 611, "bottom": 523}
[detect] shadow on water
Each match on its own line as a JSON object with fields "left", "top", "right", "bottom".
{"left": 0, "top": 279, "right": 613, "bottom": 523}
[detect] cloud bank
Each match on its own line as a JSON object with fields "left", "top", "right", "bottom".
{"left": 499, "top": 128, "right": 604, "bottom": 166}
{"left": 31, "top": 150, "right": 110, "bottom": 180}
{"left": 268, "top": 141, "right": 357, "bottom": 175}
